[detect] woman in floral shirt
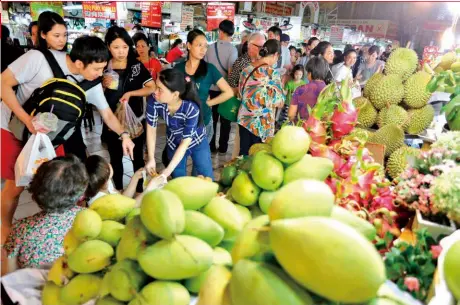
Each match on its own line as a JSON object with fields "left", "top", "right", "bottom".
{"left": 2, "top": 156, "right": 88, "bottom": 274}
{"left": 237, "top": 39, "right": 285, "bottom": 155}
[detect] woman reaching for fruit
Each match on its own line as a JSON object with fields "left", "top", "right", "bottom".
{"left": 144, "top": 69, "right": 214, "bottom": 183}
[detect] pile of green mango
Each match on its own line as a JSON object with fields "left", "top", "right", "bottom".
{"left": 42, "top": 126, "right": 392, "bottom": 305}
{"left": 43, "top": 177, "right": 240, "bottom": 305}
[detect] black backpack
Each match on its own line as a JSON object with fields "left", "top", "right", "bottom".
{"left": 9, "top": 49, "right": 101, "bottom": 147}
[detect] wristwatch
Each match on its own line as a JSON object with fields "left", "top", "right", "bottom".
{"left": 119, "top": 131, "right": 130, "bottom": 140}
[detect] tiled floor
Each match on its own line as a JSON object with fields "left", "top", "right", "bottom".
{"left": 12, "top": 112, "right": 236, "bottom": 221}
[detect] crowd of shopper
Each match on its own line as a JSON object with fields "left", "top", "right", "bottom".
{"left": 1, "top": 12, "right": 392, "bottom": 274}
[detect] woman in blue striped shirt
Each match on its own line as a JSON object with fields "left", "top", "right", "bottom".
{"left": 145, "top": 69, "right": 214, "bottom": 180}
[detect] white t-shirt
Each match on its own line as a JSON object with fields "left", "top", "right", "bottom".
{"left": 205, "top": 40, "right": 238, "bottom": 91}
{"left": 1, "top": 49, "right": 109, "bottom": 131}
{"left": 331, "top": 63, "right": 353, "bottom": 83}
{"left": 281, "top": 46, "right": 291, "bottom": 72}
{"left": 88, "top": 180, "right": 118, "bottom": 206}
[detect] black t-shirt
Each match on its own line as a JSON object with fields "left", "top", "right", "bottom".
{"left": 1, "top": 42, "right": 25, "bottom": 73}
{"left": 104, "top": 58, "right": 153, "bottom": 117}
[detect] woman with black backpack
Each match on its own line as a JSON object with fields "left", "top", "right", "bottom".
{"left": 102, "top": 26, "right": 156, "bottom": 193}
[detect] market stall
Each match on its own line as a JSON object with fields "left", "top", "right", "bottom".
{"left": 2, "top": 2, "right": 460, "bottom": 305}
{"left": 2, "top": 45, "right": 459, "bottom": 305}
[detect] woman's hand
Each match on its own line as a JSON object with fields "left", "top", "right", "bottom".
{"left": 25, "top": 117, "right": 37, "bottom": 134}
{"left": 145, "top": 174, "right": 167, "bottom": 192}
{"left": 132, "top": 168, "right": 144, "bottom": 181}
{"left": 102, "top": 75, "right": 113, "bottom": 89}
{"left": 206, "top": 96, "right": 213, "bottom": 107}
{"left": 120, "top": 92, "right": 132, "bottom": 103}
{"left": 145, "top": 159, "right": 157, "bottom": 176}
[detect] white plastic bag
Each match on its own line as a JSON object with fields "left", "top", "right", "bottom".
{"left": 14, "top": 133, "right": 56, "bottom": 187}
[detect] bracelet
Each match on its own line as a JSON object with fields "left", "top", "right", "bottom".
{"left": 119, "top": 131, "right": 130, "bottom": 140}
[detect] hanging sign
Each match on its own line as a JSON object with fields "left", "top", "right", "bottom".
{"left": 161, "top": 2, "right": 172, "bottom": 14}
{"left": 170, "top": 2, "right": 182, "bottom": 23}
{"left": 264, "top": 3, "right": 293, "bottom": 17}
{"left": 141, "top": 2, "right": 162, "bottom": 28}
{"left": 206, "top": 3, "right": 235, "bottom": 31}
{"left": 30, "top": 2, "right": 64, "bottom": 21}
{"left": 180, "top": 6, "right": 194, "bottom": 31}
{"left": 82, "top": 2, "right": 117, "bottom": 20}
{"left": 330, "top": 26, "right": 344, "bottom": 44}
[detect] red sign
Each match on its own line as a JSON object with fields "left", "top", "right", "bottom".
{"left": 141, "top": 2, "right": 162, "bottom": 28}
{"left": 423, "top": 21, "right": 452, "bottom": 32}
{"left": 264, "top": 3, "right": 293, "bottom": 17}
{"left": 82, "top": 2, "right": 117, "bottom": 20}
{"left": 207, "top": 4, "right": 235, "bottom": 31}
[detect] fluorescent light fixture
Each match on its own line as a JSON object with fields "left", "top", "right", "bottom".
{"left": 63, "top": 5, "right": 83, "bottom": 10}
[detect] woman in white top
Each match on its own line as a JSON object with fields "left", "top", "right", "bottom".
{"left": 331, "top": 49, "right": 358, "bottom": 83}
{"left": 356, "top": 45, "right": 385, "bottom": 86}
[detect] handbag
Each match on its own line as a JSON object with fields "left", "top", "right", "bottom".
{"left": 213, "top": 42, "right": 240, "bottom": 122}
{"left": 216, "top": 51, "right": 266, "bottom": 123}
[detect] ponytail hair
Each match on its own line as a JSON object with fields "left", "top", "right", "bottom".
{"left": 259, "top": 39, "right": 281, "bottom": 58}
{"left": 158, "top": 69, "right": 203, "bottom": 126}
{"left": 186, "top": 29, "right": 208, "bottom": 80}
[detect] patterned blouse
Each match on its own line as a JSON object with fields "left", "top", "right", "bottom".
{"left": 238, "top": 64, "right": 285, "bottom": 141}
{"left": 4, "top": 206, "right": 83, "bottom": 269}
{"left": 228, "top": 53, "right": 251, "bottom": 88}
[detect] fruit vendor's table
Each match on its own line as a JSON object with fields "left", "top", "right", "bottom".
{"left": 0, "top": 269, "right": 199, "bottom": 305}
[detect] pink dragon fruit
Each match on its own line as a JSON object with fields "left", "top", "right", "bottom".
{"left": 303, "top": 116, "right": 327, "bottom": 145}
{"left": 310, "top": 144, "right": 345, "bottom": 171}
{"left": 335, "top": 156, "right": 357, "bottom": 179}
{"left": 331, "top": 101, "right": 358, "bottom": 139}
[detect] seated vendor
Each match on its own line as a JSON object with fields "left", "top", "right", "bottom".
{"left": 2, "top": 155, "right": 88, "bottom": 274}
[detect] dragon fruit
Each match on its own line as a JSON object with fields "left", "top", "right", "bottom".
{"left": 331, "top": 101, "right": 358, "bottom": 139}
{"left": 310, "top": 143, "right": 345, "bottom": 171}
{"left": 330, "top": 78, "right": 358, "bottom": 139}
{"left": 302, "top": 116, "right": 327, "bottom": 144}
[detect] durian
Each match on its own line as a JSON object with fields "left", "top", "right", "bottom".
{"left": 403, "top": 71, "right": 432, "bottom": 109}
{"left": 369, "top": 124, "right": 405, "bottom": 157}
{"left": 406, "top": 105, "right": 435, "bottom": 135}
{"left": 363, "top": 73, "right": 384, "bottom": 98}
{"left": 353, "top": 97, "right": 377, "bottom": 128}
{"left": 368, "top": 74, "right": 404, "bottom": 110}
{"left": 377, "top": 107, "right": 389, "bottom": 128}
{"left": 381, "top": 105, "right": 409, "bottom": 129}
{"left": 385, "top": 48, "right": 418, "bottom": 81}
{"left": 386, "top": 146, "right": 420, "bottom": 179}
